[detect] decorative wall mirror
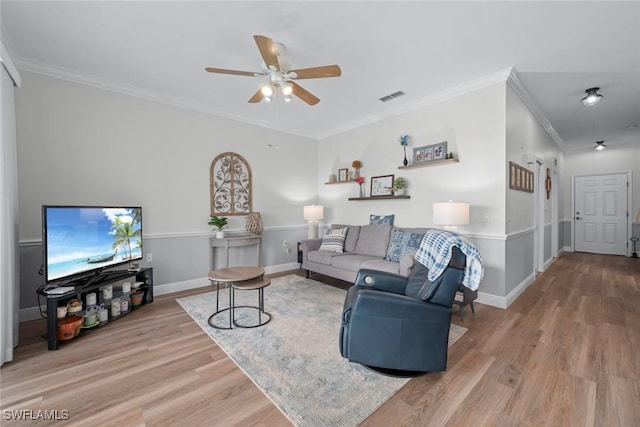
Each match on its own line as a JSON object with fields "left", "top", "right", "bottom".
{"left": 210, "top": 152, "right": 253, "bottom": 215}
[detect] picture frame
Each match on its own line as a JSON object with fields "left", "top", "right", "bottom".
{"left": 413, "top": 141, "right": 448, "bottom": 163}
{"left": 338, "top": 168, "right": 348, "bottom": 182}
{"left": 370, "top": 174, "right": 394, "bottom": 197}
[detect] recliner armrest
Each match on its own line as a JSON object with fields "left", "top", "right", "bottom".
{"left": 354, "top": 269, "right": 408, "bottom": 295}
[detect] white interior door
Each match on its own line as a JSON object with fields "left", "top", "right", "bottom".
{"left": 574, "top": 173, "right": 628, "bottom": 255}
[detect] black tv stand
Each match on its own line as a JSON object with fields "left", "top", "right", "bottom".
{"left": 37, "top": 268, "right": 153, "bottom": 350}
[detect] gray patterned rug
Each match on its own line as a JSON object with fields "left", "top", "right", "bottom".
{"left": 177, "top": 275, "right": 466, "bottom": 427}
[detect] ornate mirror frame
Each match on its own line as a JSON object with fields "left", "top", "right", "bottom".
{"left": 210, "top": 152, "right": 253, "bottom": 215}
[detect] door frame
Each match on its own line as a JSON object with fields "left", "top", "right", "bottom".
{"left": 571, "top": 170, "right": 633, "bottom": 256}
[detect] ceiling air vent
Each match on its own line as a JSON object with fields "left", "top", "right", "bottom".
{"left": 379, "top": 91, "right": 405, "bottom": 102}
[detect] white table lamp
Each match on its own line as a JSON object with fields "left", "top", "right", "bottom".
{"left": 303, "top": 205, "right": 324, "bottom": 239}
{"left": 433, "top": 201, "right": 470, "bottom": 232}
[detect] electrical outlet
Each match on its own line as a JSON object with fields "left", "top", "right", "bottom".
{"left": 283, "top": 240, "right": 288, "bottom": 247}
{"left": 146, "top": 253, "right": 153, "bottom": 262}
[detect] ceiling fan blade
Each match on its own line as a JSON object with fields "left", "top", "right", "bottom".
{"left": 205, "top": 67, "right": 257, "bottom": 77}
{"left": 253, "top": 35, "right": 280, "bottom": 70}
{"left": 290, "top": 81, "right": 320, "bottom": 105}
{"left": 248, "top": 88, "right": 264, "bottom": 103}
{"left": 289, "top": 65, "right": 342, "bottom": 79}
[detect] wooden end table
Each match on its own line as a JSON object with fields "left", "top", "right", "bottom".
{"left": 207, "top": 266, "right": 271, "bottom": 329}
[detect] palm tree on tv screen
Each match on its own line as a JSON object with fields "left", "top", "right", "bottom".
{"left": 111, "top": 211, "right": 141, "bottom": 261}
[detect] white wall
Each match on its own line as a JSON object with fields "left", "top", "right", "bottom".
{"left": 14, "top": 71, "right": 317, "bottom": 313}
{"left": 317, "top": 83, "right": 510, "bottom": 301}
{"left": 505, "top": 84, "right": 563, "bottom": 234}
{"left": 318, "top": 83, "right": 507, "bottom": 236}
{"left": 504, "top": 84, "right": 564, "bottom": 297}
{"left": 15, "top": 71, "right": 318, "bottom": 240}
{"left": 562, "top": 145, "right": 639, "bottom": 221}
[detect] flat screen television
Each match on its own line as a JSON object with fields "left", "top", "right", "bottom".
{"left": 42, "top": 205, "right": 143, "bottom": 287}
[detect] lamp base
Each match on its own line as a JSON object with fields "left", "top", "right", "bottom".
{"left": 442, "top": 225, "right": 459, "bottom": 232}
{"left": 307, "top": 221, "right": 318, "bottom": 239}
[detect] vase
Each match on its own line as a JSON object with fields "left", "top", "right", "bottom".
{"left": 359, "top": 184, "right": 365, "bottom": 198}
{"left": 215, "top": 231, "right": 225, "bottom": 239}
{"left": 403, "top": 146, "right": 408, "bottom": 166}
{"left": 246, "top": 212, "right": 263, "bottom": 235}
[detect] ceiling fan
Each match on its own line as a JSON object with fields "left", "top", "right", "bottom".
{"left": 205, "top": 35, "right": 341, "bottom": 106}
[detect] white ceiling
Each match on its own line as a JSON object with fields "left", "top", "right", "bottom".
{"left": 2, "top": 1, "right": 639, "bottom": 152}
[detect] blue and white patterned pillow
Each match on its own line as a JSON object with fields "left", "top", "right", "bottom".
{"left": 318, "top": 227, "right": 348, "bottom": 252}
{"left": 385, "top": 229, "right": 425, "bottom": 262}
{"left": 370, "top": 214, "right": 395, "bottom": 225}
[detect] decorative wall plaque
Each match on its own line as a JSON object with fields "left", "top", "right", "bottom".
{"left": 509, "top": 161, "right": 534, "bottom": 193}
{"left": 210, "top": 152, "right": 253, "bottom": 215}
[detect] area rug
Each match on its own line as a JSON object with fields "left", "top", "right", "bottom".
{"left": 177, "top": 275, "right": 467, "bottom": 427}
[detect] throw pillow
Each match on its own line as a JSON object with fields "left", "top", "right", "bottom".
{"left": 369, "top": 214, "right": 395, "bottom": 225}
{"left": 385, "top": 229, "right": 425, "bottom": 262}
{"left": 318, "top": 227, "right": 348, "bottom": 253}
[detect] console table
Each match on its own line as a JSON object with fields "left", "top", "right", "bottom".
{"left": 210, "top": 234, "right": 262, "bottom": 270}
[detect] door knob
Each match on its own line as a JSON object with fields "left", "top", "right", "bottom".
{"left": 575, "top": 217, "right": 582, "bottom": 220}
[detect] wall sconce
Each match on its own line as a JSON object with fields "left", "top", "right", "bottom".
{"left": 433, "top": 201, "right": 470, "bottom": 232}
{"left": 303, "top": 205, "right": 324, "bottom": 239}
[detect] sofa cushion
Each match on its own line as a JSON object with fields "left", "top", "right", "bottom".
{"left": 332, "top": 224, "right": 360, "bottom": 253}
{"left": 360, "top": 259, "right": 401, "bottom": 275}
{"left": 369, "top": 214, "right": 395, "bottom": 225}
{"left": 319, "top": 227, "right": 347, "bottom": 252}
{"left": 307, "top": 250, "right": 344, "bottom": 266}
{"left": 355, "top": 223, "right": 392, "bottom": 257}
{"left": 331, "top": 254, "right": 379, "bottom": 272}
{"left": 385, "top": 229, "right": 425, "bottom": 262}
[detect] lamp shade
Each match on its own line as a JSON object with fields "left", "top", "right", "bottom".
{"left": 303, "top": 205, "right": 324, "bottom": 221}
{"left": 433, "top": 202, "right": 470, "bottom": 226}
{"left": 636, "top": 208, "right": 640, "bottom": 224}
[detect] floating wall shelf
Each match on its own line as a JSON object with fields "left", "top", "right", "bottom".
{"left": 325, "top": 180, "right": 356, "bottom": 185}
{"left": 348, "top": 195, "right": 411, "bottom": 201}
{"left": 398, "top": 158, "right": 459, "bottom": 170}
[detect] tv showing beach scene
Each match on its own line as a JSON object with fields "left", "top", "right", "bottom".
{"left": 43, "top": 206, "right": 143, "bottom": 283}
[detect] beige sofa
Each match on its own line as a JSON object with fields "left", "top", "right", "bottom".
{"left": 301, "top": 223, "right": 431, "bottom": 283}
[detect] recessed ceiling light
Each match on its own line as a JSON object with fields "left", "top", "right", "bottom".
{"left": 594, "top": 141, "right": 606, "bottom": 151}
{"left": 581, "top": 87, "right": 604, "bottom": 106}
{"left": 625, "top": 124, "right": 638, "bottom": 130}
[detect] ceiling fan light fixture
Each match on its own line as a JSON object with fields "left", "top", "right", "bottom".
{"left": 594, "top": 141, "right": 606, "bottom": 151}
{"left": 261, "top": 83, "right": 274, "bottom": 97}
{"left": 284, "top": 94, "right": 292, "bottom": 102}
{"left": 281, "top": 82, "right": 293, "bottom": 96}
{"left": 581, "top": 87, "right": 603, "bottom": 106}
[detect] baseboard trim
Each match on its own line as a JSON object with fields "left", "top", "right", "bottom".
{"left": 476, "top": 271, "right": 536, "bottom": 310}
{"left": 20, "top": 263, "right": 302, "bottom": 322}
{"left": 20, "top": 305, "right": 47, "bottom": 323}
{"left": 154, "top": 262, "right": 301, "bottom": 297}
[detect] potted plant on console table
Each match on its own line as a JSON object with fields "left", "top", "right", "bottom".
{"left": 208, "top": 215, "right": 228, "bottom": 239}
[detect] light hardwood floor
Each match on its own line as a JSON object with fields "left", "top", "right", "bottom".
{"left": 1, "top": 252, "right": 639, "bottom": 426}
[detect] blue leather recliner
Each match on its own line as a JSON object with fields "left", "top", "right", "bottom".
{"left": 339, "top": 246, "right": 466, "bottom": 375}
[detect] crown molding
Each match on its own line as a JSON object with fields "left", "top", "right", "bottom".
{"left": 0, "top": 39, "right": 21, "bottom": 87}
{"left": 312, "top": 67, "right": 514, "bottom": 140}
{"left": 506, "top": 67, "right": 567, "bottom": 153}
{"left": 13, "top": 55, "right": 317, "bottom": 139}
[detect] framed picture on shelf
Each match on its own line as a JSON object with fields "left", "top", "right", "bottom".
{"left": 370, "top": 174, "right": 394, "bottom": 197}
{"left": 338, "top": 168, "right": 348, "bottom": 181}
{"left": 413, "top": 141, "right": 448, "bottom": 163}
